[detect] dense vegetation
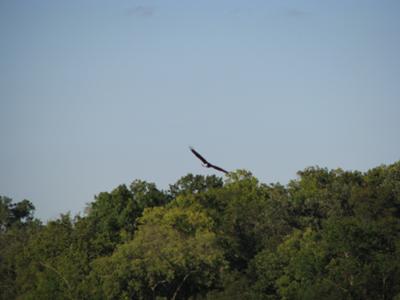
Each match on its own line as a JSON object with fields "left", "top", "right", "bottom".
{"left": 1, "top": 162, "right": 400, "bottom": 299}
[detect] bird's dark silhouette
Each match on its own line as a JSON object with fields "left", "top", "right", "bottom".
{"left": 189, "top": 147, "right": 229, "bottom": 174}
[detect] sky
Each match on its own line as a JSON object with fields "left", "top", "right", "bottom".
{"left": 1, "top": 0, "right": 399, "bottom": 221}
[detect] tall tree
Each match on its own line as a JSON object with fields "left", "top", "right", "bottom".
{"left": 89, "top": 204, "right": 226, "bottom": 299}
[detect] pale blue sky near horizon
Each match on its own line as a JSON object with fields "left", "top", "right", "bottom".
{"left": 1, "top": 0, "right": 399, "bottom": 221}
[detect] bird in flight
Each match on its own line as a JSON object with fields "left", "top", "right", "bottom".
{"left": 189, "top": 147, "right": 229, "bottom": 174}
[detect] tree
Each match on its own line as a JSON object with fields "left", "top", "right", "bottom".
{"left": 218, "top": 170, "right": 291, "bottom": 270}
{"left": 169, "top": 174, "right": 223, "bottom": 198}
{"left": 14, "top": 214, "right": 77, "bottom": 300}
{"left": 0, "top": 197, "right": 39, "bottom": 300}
{"left": 2, "top": 162, "right": 400, "bottom": 299}
{"left": 0, "top": 197, "right": 35, "bottom": 231}
{"left": 83, "top": 181, "right": 169, "bottom": 257}
{"left": 89, "top": 204, "right": 226, "bottom": 299}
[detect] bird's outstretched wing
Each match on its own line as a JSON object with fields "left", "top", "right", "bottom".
{"left": 209, "top": 163, "right": 229, "bottom": 174}
{"left": 189, "top": 147, "right": 209, "bottom": 165}
{"left": 189, "top": 147, "right": 229, "bottom": 174}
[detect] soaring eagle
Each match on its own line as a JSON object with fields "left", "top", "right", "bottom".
{"left": 189, "top": 147, "right": 229, "bottom": 174}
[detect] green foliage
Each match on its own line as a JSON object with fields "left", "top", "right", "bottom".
{"left": 0, "top": 198, "right": 39, "bottom": 300}
{"left": 169, "top": 174, "right": 223, "bottom": 198}
{"left": 0, "top": 196, "right": 35, "bottom": 231}
{"left": 248, "top": 162, "right": 400, "bottom": 300}
{"left": 1, "top": 162, "right": 400, "bottom": 299}
{"left": 218, "top": 170, "right": 291, "bottom": 270}
{"left": 83, "top": 181, "right": 170, "bottom": 257}
{"left": 15, "top": 214, "right": 78, "bottom": 300}
{"left": 89, "top": 204, "right": 226, "bottom": 299}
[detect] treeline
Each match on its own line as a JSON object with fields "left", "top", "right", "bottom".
{"left": 1, "top": 162, "right": 400, "bottom": 299}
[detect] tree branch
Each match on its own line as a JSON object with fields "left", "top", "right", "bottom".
{"left": 171, "top": 271, "right": 195, "bottom": 300}
{"left": 39, "top": 261, "right": 74, "bottom": 300}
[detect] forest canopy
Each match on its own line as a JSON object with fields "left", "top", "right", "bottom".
{"left": 1, "top": 162, "right": 400, "bottom": 299}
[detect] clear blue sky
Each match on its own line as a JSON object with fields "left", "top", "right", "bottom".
{"left": 1, "top": 0, "right": 399, "bottom": 221}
